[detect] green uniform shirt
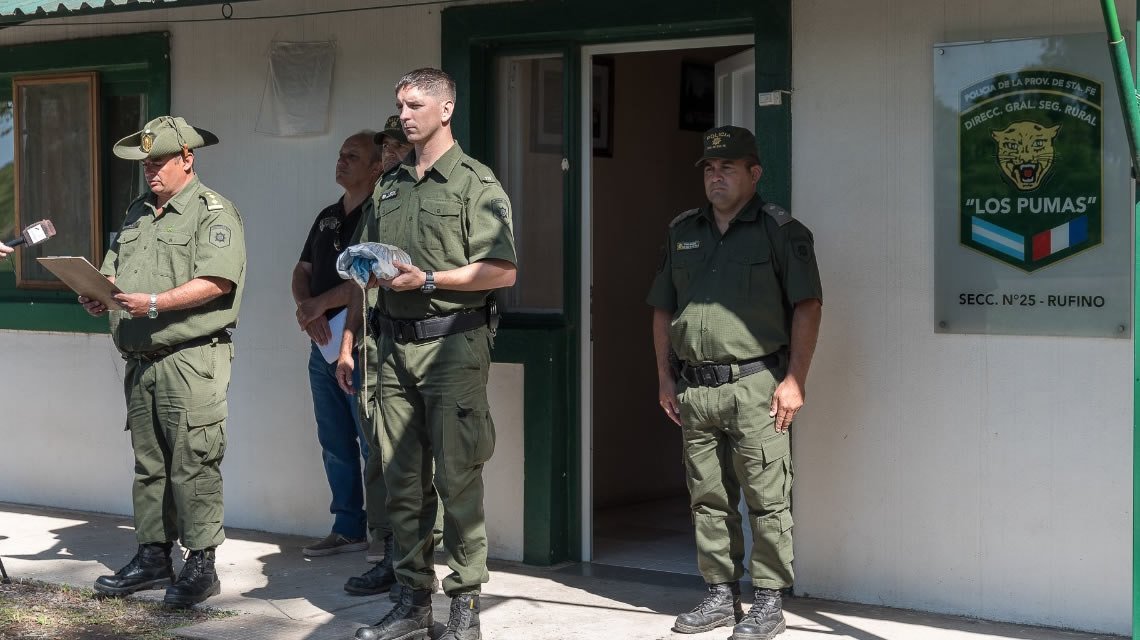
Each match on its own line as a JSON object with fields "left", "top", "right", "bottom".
{"left": 100, "top": 175, "right": 247, "bottom": 352}
{"left": 646, "top": 195, "right": 822, "bottom": 364}
{"left": 356, "top": 142, "right": 517, "bottom": 319}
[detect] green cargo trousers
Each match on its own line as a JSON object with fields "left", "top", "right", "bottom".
{"left": 359, "top": 335, "right": 444, "bottom": 542}
{"left": 123, "top": 340, "right": 232, "bottom": 551}
{"left": 359, "top": 333, "right": 391, "bottom": 540}
{"left": 378, "top": 326, "right": 495, "bottom": 596}
{"left": 678, "top": 367, "right": 794, "bottom": 590}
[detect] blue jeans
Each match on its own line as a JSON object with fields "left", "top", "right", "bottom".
{"left": 308, "top": 342, "right": 368, "bottom": 538}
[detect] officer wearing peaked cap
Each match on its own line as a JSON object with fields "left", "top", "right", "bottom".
{"left": 81, "top": 115, "right": 246, "bottom": 607}
{"left": 647, "top": 125, "right": 823, "bottom": 640}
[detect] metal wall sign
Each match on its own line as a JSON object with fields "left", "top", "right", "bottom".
{"left": 934, "top": 34, "right": 1132, "bottom": 338}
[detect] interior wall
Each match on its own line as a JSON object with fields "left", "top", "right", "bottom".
{"left": 591, "top": 47, "right": 739, "bottom": 509}
{"left": 789, "top": 0, "right": 1133, "bottom": 634}
{"left": 0, "top": 0, "right": 527, "bottom": 561}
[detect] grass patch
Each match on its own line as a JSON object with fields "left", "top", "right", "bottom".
{"left": 0, "top": 578, "right": 236, "bottom": 639}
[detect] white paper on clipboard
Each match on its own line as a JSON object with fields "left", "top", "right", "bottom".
{"left": 317, "top": 308, "right": 347, "bottom": 363}
{"left": 36, "top": 257, "right": 123, "bottom": 308}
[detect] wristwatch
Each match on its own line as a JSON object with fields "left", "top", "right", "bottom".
{"left": 147, "top": 294, "right": 159, "bottom": 319}
{"left": 421, "top": 270, "right": 436, "bottom": 293}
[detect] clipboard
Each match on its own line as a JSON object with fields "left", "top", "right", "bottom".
{"left": 36, "top": 257, "right": 123, "bottom": 308}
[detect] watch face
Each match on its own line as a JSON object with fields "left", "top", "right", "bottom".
{"left": 147, "top": 309, "right": 158, "bottom": 319}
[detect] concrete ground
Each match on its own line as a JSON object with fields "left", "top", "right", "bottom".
{"left": 0, "top": 502, "right": 1123, "bottom": 640}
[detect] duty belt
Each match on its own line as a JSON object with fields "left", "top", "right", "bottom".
{"left": 370, "top": 307, "right": 492, "bottom": 344}
{"left": 679, "top": 351, "right": 784, "bottom": 388}
{"left": 122, "top": 331, "right": 231, "bottom": 363}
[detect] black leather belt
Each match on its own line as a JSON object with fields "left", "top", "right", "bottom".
{"left": 370, "top": 307, "right": 491, "bottom": 344}
{"left": 679, "top": 351, "right": 784, "bottom": 388}
{"left": 122, "top": 331, "right": 230, "bottom": 362}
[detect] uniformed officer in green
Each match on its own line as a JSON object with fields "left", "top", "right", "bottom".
{"left": 340, "top": 115, "right": 441, "bottom": 601}
{"left": 647, "top": 126, "right": 823, "bottom": 640}
{"left": 80, "top": 116, "right": 246, "bottom": 607}
{"left": 338, "top": 68, "right": 516, "bottom": 640}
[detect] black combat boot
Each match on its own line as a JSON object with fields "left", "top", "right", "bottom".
{"left": 163, "top": 548, "right": 221, "bottom": 607}
{"left": 345, "top": 536, "right": 396, "bottom": 595}
{"left": 732, "top": 588, "right": 786, "bottom": 640}
{"left": 389, "top": 574, "right": 440, "bottom": 603}
{"left": 673, "top": 581, "right": 743, "bottom": 633}
{"left": 439, "top": 592, "right": 481, "bottom": 640}
{"left": 355, "top": 586, "right": 433, "bottom": 640}
{"left": 93, "top": 543, "right": 174, "bottom": 596}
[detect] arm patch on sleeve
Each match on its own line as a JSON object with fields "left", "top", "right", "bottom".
{"left": 491, "top": 198, "right": 511, "bottom": 224}
{"left": 210, "top": 225, "right": 232, "bottom": 248}
{"left": 793, "top": 238, "right": 813, "bottom": 262}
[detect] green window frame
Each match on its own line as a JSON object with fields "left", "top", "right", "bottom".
{"left": 0, "top": 32, "right": 170, "bottom": 333}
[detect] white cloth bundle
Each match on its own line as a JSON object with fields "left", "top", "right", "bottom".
{"left": 336, "top": 242, "right": 413, "bottom": 287}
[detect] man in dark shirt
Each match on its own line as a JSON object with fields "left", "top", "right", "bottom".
{"left": 291, "top": 131, "right": 383, "bottom": 556}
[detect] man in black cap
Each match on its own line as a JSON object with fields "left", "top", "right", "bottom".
{"left": 81, "top": 115, "right": 246, "bottom": 607}
{"left": 646, "top": 125, "right": 823, "bottom": 640}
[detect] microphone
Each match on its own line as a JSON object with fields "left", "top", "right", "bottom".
{"left": 4, "top": 220, "right": 56, "bottom": 248}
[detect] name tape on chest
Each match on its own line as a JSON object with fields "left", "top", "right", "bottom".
{"left": 380, "top": 189, "right": 400, "bottom": 201}
{"left": 676, "top": 240, "right": 701, "bottom": 251}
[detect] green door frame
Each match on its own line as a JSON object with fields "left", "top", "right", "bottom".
{"left": 441, "top": 0, "right": 791, "bottom": 565}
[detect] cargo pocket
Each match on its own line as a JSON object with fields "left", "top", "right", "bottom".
{"left": 187, "top": 401, "right": 228, "bottom": 466}
{"left": 756, "top": 434, "right": 791, "bottom": 510}
{"left": 446, "top": 389, "right": 495, "bottom": 473}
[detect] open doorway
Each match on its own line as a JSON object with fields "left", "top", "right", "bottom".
{"left": 586, "top": 41, "right": 753, "bottom": 574}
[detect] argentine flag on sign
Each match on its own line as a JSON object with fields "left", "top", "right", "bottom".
{"left": 1031, "top": 216, "right": 1088, "bottom": 262}
{"left": 970, "top": 217, "right": 1024, "bottom": 260}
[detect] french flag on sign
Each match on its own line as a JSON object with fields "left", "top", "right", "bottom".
{"left": 1032, "top": 216, "right": 1088, "bottom": 261}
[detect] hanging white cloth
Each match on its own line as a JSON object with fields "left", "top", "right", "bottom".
{"left": 255, "top": 41, "right": 336, "bottom": 136}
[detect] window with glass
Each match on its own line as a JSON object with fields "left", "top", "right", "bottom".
{"left": 0, "top": 33, "right": 168, "bottom": 332}
{"left": 493, "top": 53, "right": 566, "bottom": 315}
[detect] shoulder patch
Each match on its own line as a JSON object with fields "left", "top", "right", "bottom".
{"left": 209, "top": 224, "right": 232, "bottom": 248}
{"left": 490, "top": 197, "right": 511, "bottom": 224}
{"left": 669, "top": 208, "right": 700, "bottom": 228}
{"left": 762, "top": 202, "right": 794, "bottom": 227}
{"left": 201, "top": 191, "right": 225, "bottom": 211}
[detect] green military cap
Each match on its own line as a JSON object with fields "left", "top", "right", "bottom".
{"left": 695, "top": 125, "right": 757, "bottom": 166}
{"left": 112, "top": 115, "right": 219, "bottom": 161}
{"left": 373, "top": 115, "right": 407, "bottom": 145}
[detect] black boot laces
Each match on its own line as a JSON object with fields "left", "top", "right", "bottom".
{"left": 743, "top": 591, "right": 780, "bottom": 622}
{"left": 443, "top": 596, "right": 475, "bottom": 635}
{"left": 176, "top": 551, "right": 205, "bottom": 583}
{"left": 373, "top": 587, "right": 414, "bottom": 625}
{"left": 691, "top": 585, "right": 730, "bottom": 614}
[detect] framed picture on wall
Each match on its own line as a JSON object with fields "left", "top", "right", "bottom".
{"left": 592, "top": 57, "right": 614, "bottom": 157}
{"left": 679, "top": 61, "right": 714, "bottom": 131}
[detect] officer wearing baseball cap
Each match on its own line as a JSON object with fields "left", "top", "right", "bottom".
{"left": 85, "top": 115, "right": 245, "bottom": 607}
{"left": 647, "top": 125, "right": 823, "bottom": 640}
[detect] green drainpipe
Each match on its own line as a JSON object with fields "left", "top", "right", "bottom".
{"left": 1098, "top": 1, "right": 1140, "bottom": 637}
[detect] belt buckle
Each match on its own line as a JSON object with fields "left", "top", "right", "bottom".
{"left": 396, "top": 321, "right": 417, "bottom": 343}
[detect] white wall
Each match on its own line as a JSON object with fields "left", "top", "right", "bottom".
{"left": 790, "top": 0, "right": 1133, "bottom": 634}
{"left": 0, "top": 0, "right": 526, "bottom": 560}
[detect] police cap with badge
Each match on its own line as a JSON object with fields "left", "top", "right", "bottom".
{"left": 695, "top": 125, "right": 758, "bottom": 166}
{"left": 374, "top": 115, "right": 408, "bottom": 145}
{"left": 112, "top": 115, "right": 219, "bottom": 160}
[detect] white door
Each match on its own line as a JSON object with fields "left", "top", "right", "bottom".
{"left": 716, "top": 46, "right": 761, "bottom": 566}
{"left": 715, "top": 47, "right": 755, "bottom": 129}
